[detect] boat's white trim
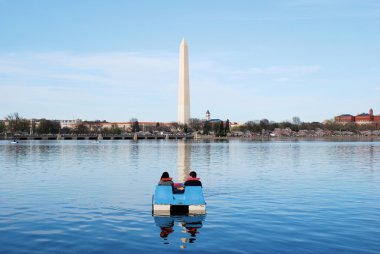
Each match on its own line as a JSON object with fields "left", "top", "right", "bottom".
{"left": 153, "top": 205, "right": 171, "bottom": 215}
{"left": 189, "top": 205, "right": 206, "bottom": 215}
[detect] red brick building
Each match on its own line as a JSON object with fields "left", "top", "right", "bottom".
{"left": 335, "top": 108, "right": 380, "bottom": 125}
{"left": 335, "top": 114, "right": 355, "bottom": 123}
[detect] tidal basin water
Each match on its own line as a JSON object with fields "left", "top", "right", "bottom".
{"left": 1, "top": 140, "right": 380, "bottom": 253}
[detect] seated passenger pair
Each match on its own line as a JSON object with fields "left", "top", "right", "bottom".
{"left": 159, "top": 171, "right": 202, "bottom": 187}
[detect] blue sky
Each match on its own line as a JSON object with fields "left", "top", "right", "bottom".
{"left": 0, "top": 0, "right": 379, "bottom": 123}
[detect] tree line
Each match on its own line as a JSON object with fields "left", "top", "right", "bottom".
{"left": 232, "top": 119, "right": 379, "bottom": 133}
{"left": 0, "top": 113, "right": 174, "bottom": 135}
{"left": 1, "top": 113, "right": 378, "bottom": 136}
{"left": 188, "top": 118, "right": 230, "bottom": 137}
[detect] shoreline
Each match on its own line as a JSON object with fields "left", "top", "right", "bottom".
{"left": 1, "top": 134, "right": 380, "bottom": 142}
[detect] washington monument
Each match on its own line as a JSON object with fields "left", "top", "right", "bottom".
{"left": 178, "top": 38, "right": 190, "bottom": 125}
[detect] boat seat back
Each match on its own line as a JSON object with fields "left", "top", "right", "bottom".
{"left": 183, "top": 186, "right": 206, "bottom": 205}
{"left": 154, "top": 185, "right": 173, "bottom": 204}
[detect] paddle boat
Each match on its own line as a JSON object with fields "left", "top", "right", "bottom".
{"left": 10, "top": 140, "right": 19, "bottom": 144}
{"left": 152, "top": 182, "right": 206, "bottom": 215}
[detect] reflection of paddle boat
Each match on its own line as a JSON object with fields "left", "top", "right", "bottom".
{"left": 152, "top": 184, "right": 206, "bottom": 215}
{"left": 154, "top": 215, "right": 205, "bottom": 229}
{"left": 154, "top": 215, "right": 205, "bottom": 246}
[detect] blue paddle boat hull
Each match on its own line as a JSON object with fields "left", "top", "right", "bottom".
{"left": 152, "top": 185, "right": 206, "bottom": 215}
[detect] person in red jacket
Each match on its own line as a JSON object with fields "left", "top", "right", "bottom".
{"left": 158, "top": 172, "right": 174, "bottom": 186}
{"left": 184, "top": 171, "right": 202, "bottom": 187}
{"left": 160, "top": 226, "right": 174, "bottom": 238}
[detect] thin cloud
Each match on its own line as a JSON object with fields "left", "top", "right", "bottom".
{"left": 0, "top": 52, "right": 178, "bottom": 89}
{"left": 235, "top": 66, "right": 320, "bottom": 76}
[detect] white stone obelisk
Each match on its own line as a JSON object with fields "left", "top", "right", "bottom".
{"left": 178, "top": 38, "right": 190, "bottom": 125}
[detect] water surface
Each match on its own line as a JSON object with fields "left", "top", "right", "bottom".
{"left": 1, "top": 140, "right": 380, "bottom": 253}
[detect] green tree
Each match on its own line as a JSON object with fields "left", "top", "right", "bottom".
{"left": 178, "top": 124, "right": 189, "bottom": 133}
{"left": 357, "top": 123, "right": 376, "bottom": 131}
{"left": 344, "top": 122, "right": 358, "bottom": 132}
{"left": 61, "top": 127, "right": 72, "bottom": 134}
{"left": 300, "top": 122, "right": 323, "bottom": 130}
{"left": 268, "top": 122, "right": 278, "bottom": 131}
{"left": 101, "top": 127, "right": 109, "bottom": 135}
{"left": 225, "top": 119, "right": 230, "bottom": 133}
{"left": 36, "top": 119, "right": 60, "bottom": 134}
{"left": 259, "top": 119, "right": 269, "bottom": 130}
{"left": 278, "top": 121, "right": 292, "bottom": 129}
{"left": 75, "top": 124, "right": 90, "bottom": 134}
{"left": 91, "top": 121, "right": 103, "bottom": 134}
{"left": 212, "top": 122, "right": 219, "bottom": 134}
{"left": 202, "top": 121, "right": 212, "bottom": 134}
{"left": 323, "top": 120, "right": 341, "bottom": 131}
{"left": 130, "top": 118, "right": 140, "bottom": 132}
{"left": 217, "top": 121, "right": 225, "bottom": 137}
{"left": 184, "top": 124, "right": 189, "bottom": 133}
{"left": 109, "top": 124, "right": 122, "bottom": 135}
{"left": 133, "top": 121, "right": 140, "bottom": 132}
{"left": 245, "top": 121, "right": 261, "bottom": 133}
{"left": 0, "top": 121, "right": 5, "bottom": 134}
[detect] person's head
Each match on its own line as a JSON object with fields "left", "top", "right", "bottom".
{"left": 161, "top": 171, "right": 169, "bottom": 179}
{"left": 189, "top": 171, "right": 197, "bottom": 178}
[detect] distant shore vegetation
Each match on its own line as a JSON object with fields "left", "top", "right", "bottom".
{"left": 1, "top": 113, "right": 380, "bottom": 138}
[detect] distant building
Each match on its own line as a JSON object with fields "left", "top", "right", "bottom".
{"left": 56, "top": 119, "right": 176, "bottom": 132}
{"left": 210, "top": 119, "right": 222, "bottom": 123}
{"left": 60, "top": 119, "right": 82, "bottom": 129}
{"left": 229, "top": 122, "right": 241, "bottom": 129}
{"left": 83, "top": 121, "right": 173, "bottom": 132}
{"left": 335, "top": 108, "right": 380, "bottom": 125}
{"left": 335, "top": 114, "right": 355, "bottom": 123}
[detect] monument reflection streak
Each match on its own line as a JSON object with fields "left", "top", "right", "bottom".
{"left": 154, "top": 141, "right": 205, "bottom": 248}
{"left": 178, "top": 140, "right": 190, "bottom": 183}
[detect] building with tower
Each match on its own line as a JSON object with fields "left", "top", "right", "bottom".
{"left": 335, "top": 108, "right": 380, "bottom": 125}
{"left": 205, "top": 110, "right": 210, "bottom": 121}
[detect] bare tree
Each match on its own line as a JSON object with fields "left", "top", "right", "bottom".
{"left": 189, "top": 118, "right": 203, "bottom": 131}
{"left": 5, "top": 112, "right": 30, "bottom": 134}
{"left": 292, "top": 116, "right": 301, "bottom": 125}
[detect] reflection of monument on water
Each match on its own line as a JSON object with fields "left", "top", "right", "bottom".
{"left": 178, "top": 140, "right": 191, "bottom": 183}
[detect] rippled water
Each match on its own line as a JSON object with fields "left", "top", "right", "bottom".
{"left": 1, "top": 140, "right": 380, "bottom": 253}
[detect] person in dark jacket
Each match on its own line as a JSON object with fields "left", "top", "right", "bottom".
{"left": 184, "top": 171, "right": 202, "bottom": 187}
{"left": 158, "top": 172, "right": 174, "bottom": 186}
